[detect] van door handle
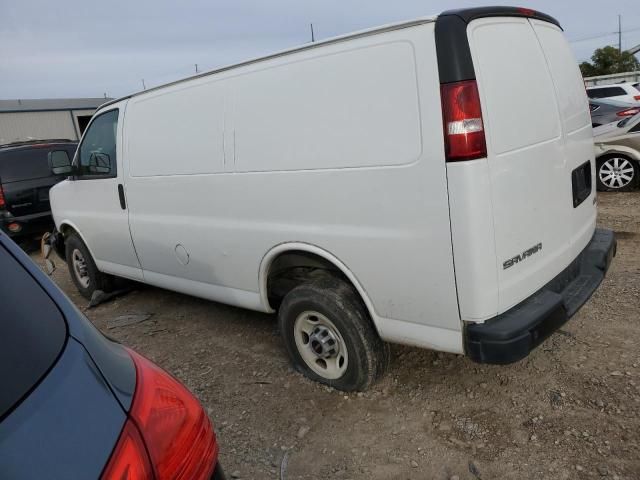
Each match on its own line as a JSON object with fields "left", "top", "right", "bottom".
{"left": 117, "top": 184, "right": 127, "bottom": 210}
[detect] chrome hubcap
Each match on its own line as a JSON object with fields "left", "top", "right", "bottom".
{"left": 71, "top": 249, "right": 90, "bottom": 288}
{"left": 600, "top": 157, "right": 634, "bottom": 189}
{"left": 294, "top": 311, "right": 348, "bottom": 380}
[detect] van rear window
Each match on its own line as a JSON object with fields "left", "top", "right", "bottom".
{"left": 0, "top": 146, "right": 73, "bottom": 184}
{"left": 0, "top": 242, "right": 67, "bottom": 419}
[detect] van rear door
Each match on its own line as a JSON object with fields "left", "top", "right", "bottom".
{"left": 440, "top": 9, "right": 596, "bottom": 318}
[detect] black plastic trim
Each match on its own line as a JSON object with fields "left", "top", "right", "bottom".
{"left": 212, "top": 463, "right": 227, "bottom": 480}
{"left": 464, "top": 228, "right": 616, "bottom": 364}
{"left": 434, "top": 6, "right": 562, "bottom": 84}
{"left": 117, "top": 184, "right": 126, "bottom": 210}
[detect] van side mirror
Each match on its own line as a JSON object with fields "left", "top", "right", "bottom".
{"left": 48, "top": 150, "right": 73, "bottom": 175}
{"left": 88, "top": 152, "right": 112, "bottom": 174}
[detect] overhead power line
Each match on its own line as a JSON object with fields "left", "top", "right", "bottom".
{"left": 569, "top": 25, "right": 640, "bottom": 44}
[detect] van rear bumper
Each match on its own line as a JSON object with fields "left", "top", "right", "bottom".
{"left": 464, "top": 228, "right": 616, "bottom": 364}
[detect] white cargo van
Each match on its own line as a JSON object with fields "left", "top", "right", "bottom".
{"left": 48, "top": 7, "right": 616, "bottom": 391}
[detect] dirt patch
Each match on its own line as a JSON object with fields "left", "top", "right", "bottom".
{"left": 37, "top": 191, "right": 640, "bottom": 479}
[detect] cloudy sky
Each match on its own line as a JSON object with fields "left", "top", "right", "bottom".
{"left": 2, "top": 0, "right": 640, "bottom": 100}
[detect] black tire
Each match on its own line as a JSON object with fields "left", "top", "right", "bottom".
{"left": 278, "top": 274, "right": 390, "bottom": 392}
{"left": 596, "top": 155, "right": 639, "bottom": 192}
{"left": 65, "top": 233, "right": 113, "bottom": 299}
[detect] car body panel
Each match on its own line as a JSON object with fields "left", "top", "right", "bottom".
{"left": 50, "top": 106, "right": 144, "bottom": 282}
{"left": 587, "top": 83, "right": 640, "bottom": 104}
{"left": 0, "top": 231, "right": 137, "bottom": 411}
{"left": 0, "top": 338, "right": 127, "bottom": 480}
{"left": 51, "top": 22, "right": 464, "bottom": 354}
{"left": 590, "top": 98, "right": 639, "bottom": 127}
{"left": 0, "top": 142, "right": 77, "bottom": 237}
{"left": 0, "top": 236, "right": 68, "bottom": 420}
{"left": 462, "top": 17, "right": 595, "bottom": 318}
{"left": 594, "top": 114, "right": 640, "bottom": 161}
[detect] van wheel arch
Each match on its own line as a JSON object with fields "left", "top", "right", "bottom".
{"left": 58, "top": 223, "right": 101, "bottom": 273}
{"left": 260, "top": 245, "right": 381, "bottom": 332}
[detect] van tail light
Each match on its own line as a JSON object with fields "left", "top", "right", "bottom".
{"left": 441, "top": 80, "right": 487, "bottom": 161}
{"left": 634, "top": 95, "right": 640, "bottom": 101}
{"left": 0, "top": 185, "right": 5, "bottom": 209}
{"left": 617, "top": 107, "right": 640, "bottom": 117}
{"left": 101, "top": 349, "right": 218, "bottom": 480}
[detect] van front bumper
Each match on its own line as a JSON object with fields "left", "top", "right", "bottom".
{"left": 464, "top": 228, "right": 616, "bottom": 364}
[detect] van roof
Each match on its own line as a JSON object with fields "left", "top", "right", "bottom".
{"left": 99, "top": 16, "right": 438, "bottom": 110}
{"left": 99, "top": 6, "right": 560, "bottom": 111}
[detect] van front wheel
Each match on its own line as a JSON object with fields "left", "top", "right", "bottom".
{"left": 278, "top": 275, "right": 389, "bottom": 391}
{"left": 65, "top": 233, "right": 113, "bottom": 299}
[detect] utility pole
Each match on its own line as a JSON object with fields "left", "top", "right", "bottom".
{"left": 141, "top": 79, "right": 147, "bottom": 90}
{"left": 310, "top": 23, "right": 315, "bottom": 43}
{"left": 618, "top": 14, "right": 622, "bottom": 53}
{"left": 195, "top": 63, "right": 199, "bottom": 73}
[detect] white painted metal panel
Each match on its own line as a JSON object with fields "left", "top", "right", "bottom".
{"left": 467, "top": 17, "right": 595, "bottom": 315}
{"left": 50, "top": 102, "right": 143, "bottom": 281}
{"left": 232, "top": 41, "right": 422, "bottom": 172}
{"left": 120, "top": 23, "right": 461, "bottom": 352}
{"left": 126, "top": 82, "right": 226, "bottom": 177}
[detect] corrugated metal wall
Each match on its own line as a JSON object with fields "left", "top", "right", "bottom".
{"left": 0, "top": 111, "right": 79, "bottom": 144}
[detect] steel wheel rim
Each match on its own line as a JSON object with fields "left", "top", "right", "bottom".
{"left": 71, "top": 248, "right": 90, "bottom": 288}
{"left": 293, "top": 311, "right": 348, "bottom": 380}
{"left": 600, "top": 157, "right": 635, "bottom": 189}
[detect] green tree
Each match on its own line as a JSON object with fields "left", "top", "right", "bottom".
{"left": 580, "top": 45, "right": 640, "bottom": 77}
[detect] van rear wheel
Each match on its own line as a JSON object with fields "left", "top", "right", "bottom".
{"left": 596, "top": 155, "right": 639, "bottom": 192}
{"left": 65, "top": 233, "right": 113, "bottom": 299}
{"left": 278, "top": 274, "right": 389, "bottom": 391}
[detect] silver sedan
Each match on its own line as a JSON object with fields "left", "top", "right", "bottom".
{"left": 594, "top": 113, "right": 640, "bottom": 191}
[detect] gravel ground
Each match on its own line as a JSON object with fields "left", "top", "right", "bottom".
{"left": 34, "top": 191, "right": 640, "bottom": 480}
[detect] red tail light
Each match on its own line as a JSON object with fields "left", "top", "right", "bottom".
{"left": 634, "top": 95, "right": 640, "bottom": 101}
{"left": 441, "top": 80, "right": 487, "bottom": 161}
{"left": 102, "top": 349, "right": 218, "bottom": 480}
{"left": 101, "top": 421, "right": 154, "bottom": 479}
{"left": 617, "top": 107, "right": 640, "bottom": 117}
{"left": 0, "top": 185, "right": 5, "bottom": 209}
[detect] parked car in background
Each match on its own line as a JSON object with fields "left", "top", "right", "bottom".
{"left": 0, "top": 140, "right": 77, "bottom": 238}
{"left": 589, "top": 98, "right": 640, "bottom": 127}
{"left": 587, "top": 83, "right": 640, "bottom": 103}
{"left": 0, "top": 231, "right": 225, "bottom": 479}
{"left": 594, "top": 113, "right": 640, "bottom": 191}
{"left": 48, "top": 7, "right": 615, "bottom": 392}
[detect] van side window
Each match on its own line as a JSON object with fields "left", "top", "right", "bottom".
{"left": 77, "top": 109, "right": 119, "bottom": 179}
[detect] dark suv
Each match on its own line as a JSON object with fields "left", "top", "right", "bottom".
{"left": 0, "top": 140, "right": 77, "bottom": 238}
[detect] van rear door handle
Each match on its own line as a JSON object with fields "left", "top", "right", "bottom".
{"left": 117, "top": 184, "right": 127, "bottom": 210}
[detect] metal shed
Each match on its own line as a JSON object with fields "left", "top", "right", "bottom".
{"left": 0, "top": 98, "right": 111, "bottom": 145}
